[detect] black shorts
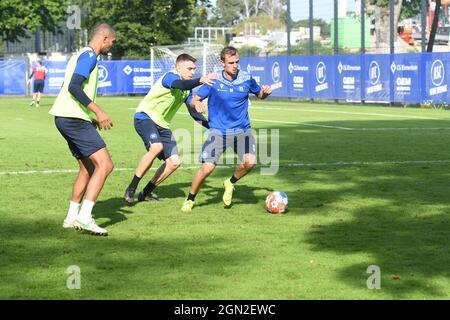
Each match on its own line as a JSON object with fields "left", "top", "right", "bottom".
{"left": 55, "top": 117, "right": 106, "bottom": 160}
{"left": 134, "top": 117, "right": 178, "bottom": 161}
{"left": 33, "top": 80, "right": 45, "bottom": 93}
{"left": 200, "top": 129, "right": 256, "bottom": 165}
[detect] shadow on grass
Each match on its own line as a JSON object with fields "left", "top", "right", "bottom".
{"left": 262, "top": 119, "right": 450, "bottom": 297}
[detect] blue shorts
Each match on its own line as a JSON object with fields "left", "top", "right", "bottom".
{"left": 200, "top": 129, "right": 256, "bottom": 165}
{"left": 33, "top": 80, "right": 45, "bottom": 93}
{"left": 134, "top": 117, "right": 178, "bottom": 160}
{"left": 55, "top": 117, "right": 106, "bottom": 160}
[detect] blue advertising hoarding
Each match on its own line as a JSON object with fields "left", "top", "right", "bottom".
{"left": 4, "top": 53, "right": 450, "bottom": 104}
{"left": 0, "top": 61, "right": 26, "bottom": 95}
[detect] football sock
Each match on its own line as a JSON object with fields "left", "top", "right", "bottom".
{"left": 127, "top": 175, "right": 141, "bottom": 191}
{"left": 66, "top": 201, "right": 80, "bottom": 221}
{"left": 187, "top": 193, "right": 196, "bottom": 201}
{"left": 77, "top": 200, "right": 95, "bottom": 223}
{"left": 143, "top": 181, "right": 156, "bottom": 196}
{"left": 230, "top": 175, "right": 239, "bottom": 184}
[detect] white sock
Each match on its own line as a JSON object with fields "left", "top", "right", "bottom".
{"left": 65, "top": 201, "right": 80, "bottom": 222}
{"left": 77, "top": 200, "right": 95, "bottom": 223}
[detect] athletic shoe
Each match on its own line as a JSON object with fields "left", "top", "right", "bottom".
{"left": 73, "top": 218, "right": 108, "bottom": 235}
{"left": 222, "top": 179, "right": 235, "bottom": 206}
{"left": 137, "top": 191, "right": 160, "bottom": 202}
{"left": 181, "top": 199, "right": 195, "bottom": 212}
{"left": 62, "top": 218, "right": 76, "bottom": 229}
{"left": 29, "top": 101, "right": 35, "bottom": 107}
{"left": 123, "top": 188, "right": 135, "bottom": 204}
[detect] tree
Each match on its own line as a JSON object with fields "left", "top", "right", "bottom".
{"left": 0, "top": 0, "right": 68, "bottom": 42}
{"left": 82, "top": 0, "right": 197, "bottom": 59}
{"left": 292, "top": 19, "right": 331, "bottom": 37}
{"left": 211, "top": 0, "right": 286, "bottom": 26}
{"left": 366, "top": 0, "right": 403, "bottom": 51}
{"left": 401, "top": 0, "right": 424, "bottom": 19}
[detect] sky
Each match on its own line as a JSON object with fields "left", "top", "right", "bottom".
{"left": 210, "top": 0, "right": 357, "bottom": 23}
{"left": 291, "top": 0, "right": 356, "bottom": 22}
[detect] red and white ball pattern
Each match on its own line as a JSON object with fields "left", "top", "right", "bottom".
{"left": 265, "top": 191, "right": 288, "bottom": 214}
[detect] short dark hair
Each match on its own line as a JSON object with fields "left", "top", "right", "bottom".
{"left": 220, "top": 46, "right": 238, "bottom": 61}
{"left": 90, "top": 23, "right": 115, "bottom": 39}
{"left": 176, "top": 53, "right": 196, "bottom": 64}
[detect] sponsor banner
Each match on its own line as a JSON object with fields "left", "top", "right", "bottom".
{"left": 287, "top": 56, "right": 311, "bottom": 98}
{"left": 309, "top": 56, "right": 335, "bottom": 99}
{"left": 335, "top": 55, "right": 362, "bottom": 101}
{"left": 391, "top": 53, "right": 421, "bottom": 103}
{"left": 422, "top": 52, "right": 450, "bottom": 104}
{"left": 240, "top": 57, "right": 266, "bottom": 91}
{"left": 265, "top": 56, "right": 289, "bottom": 97}
{"left": 43, "top": 61, "right": 68, "bottom": 94}
{"left": 363, "top": 54, "right": 390, "bottom": 102}
{"left": 2, "top": 54, "right": 450, "bottom": 103}
{"left": 0, "top": 61, "right": 26, "bottom": 95}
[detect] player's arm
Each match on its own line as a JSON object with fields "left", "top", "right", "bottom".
{"left": 185, "top": 94, "right": 209, "bottom": 129}
{"left": 250, "top": 76, "right": 272, "bottom": 99}
{"left": 257, "top": 85, "right": 272, "bottom": 99}
{"left": 68, "top": 51, "right": 112, "bottom": 130}
{"left": 163, "top": 72, "right": 216, "bottom": 91}
{"left": 68, "top": 74, "right": 112, "bottom": 130}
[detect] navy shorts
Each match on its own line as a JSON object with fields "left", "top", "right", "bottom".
{"left": 200, "top": 129, "right": 256, "bottom": 165}
{"left": 134, "top": 117, "right": 178, "bottom": 160}
{"left": 33, "top": 80, "right": 45, "bottom": 93}
{"left": 55, "top": 117, "right": 106, "bottom": 160}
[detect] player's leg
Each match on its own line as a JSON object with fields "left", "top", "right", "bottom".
{"left": 63, "top": 158, "right": 94, "bottom": 228}
{"left": 138, "top": 128, "right": 180, "bottom": 201}
{"left": 181, "top": 131, "right": 224, "bottom": 212}
{"left": 125, "top": 142, "right": 163, "bottom": 202}
{"left": 222, "top": 131, "right": 257, "bottom": 206}
{"left": 36, "top": 90, "right": 41, "bottom": 107}
{"left": 124, "top": 117, "right": 163, "bottom": 204}
{"left": 55, "top": 117, "right": 112, "bottom": 234}
{"left": 30, "top": 85, "right": 37, "bottom": 106}
{"left": 181, "top": 163, "right": 216, "bottom": 212}
{"left": 138, "top": 155, "right": 181, "bottom": 201}
{"left": 74, "top": 147, "right": 113, "bottom": 235}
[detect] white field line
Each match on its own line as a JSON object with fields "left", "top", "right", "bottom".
{"left": 136, "top": 111, "right": 450, "bottom": 131}
{"left": 250, "top": 106, "right": 448, "bottom": 121}
{"left": 3, "top": 160, "right": 450, "bottom": 175}
{"left": 251, "top": 118, "right": 355, "bottom": 130}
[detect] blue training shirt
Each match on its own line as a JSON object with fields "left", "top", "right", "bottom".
{"left": 195, "top": 69, "right": 261, "bottom": 134}
{"left": 73, "top": 47, "right": 98, "bottom": 79}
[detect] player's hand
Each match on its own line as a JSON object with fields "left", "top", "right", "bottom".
{"left": 261, "top": 85, "right": 272, "bottom": 95}
{"left": 27, "top": 79, "right": 31, "bottom": 85}
{"left": 200, "top": 73, "right": 217, "bottom": 86}
{"left": 95, "top": 110, "right": 113, "bottom": 130}
{"left": 193, "top": 101, "right": 207, "bottom": 113}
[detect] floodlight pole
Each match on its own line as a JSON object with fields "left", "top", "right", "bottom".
{"left": 287, "top": 0, "right": 291, "bottom": 56}
{"left": 421, "top": 0, "right": 427, "bottom": 52}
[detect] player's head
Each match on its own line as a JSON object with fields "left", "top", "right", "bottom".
{"left": 35, "top": 58, "right": 42, "bottom": 65}
{"left": 220, "top": 46, "right": 239, "bottom": 78}
{"left": 176, "top": 54, "right": 197, "bottom": 80}
{"left": 90, "top": 23, "right": 116, "bottom": 55}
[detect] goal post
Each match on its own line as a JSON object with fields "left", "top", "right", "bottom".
{"left": 150, "top": 43, "right": 224, "bottom": 86}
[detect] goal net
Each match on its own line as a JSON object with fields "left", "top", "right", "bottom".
{"left": 150, "top": 43, "right": 224, "bottom": 86}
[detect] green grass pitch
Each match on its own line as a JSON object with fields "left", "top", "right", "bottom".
{"left": 2, "top": 96, "right": 450, "bottom": 299}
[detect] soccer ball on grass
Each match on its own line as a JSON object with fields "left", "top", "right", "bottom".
{"left": 265, "top": 191, "right": 288, "bottom": 214}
